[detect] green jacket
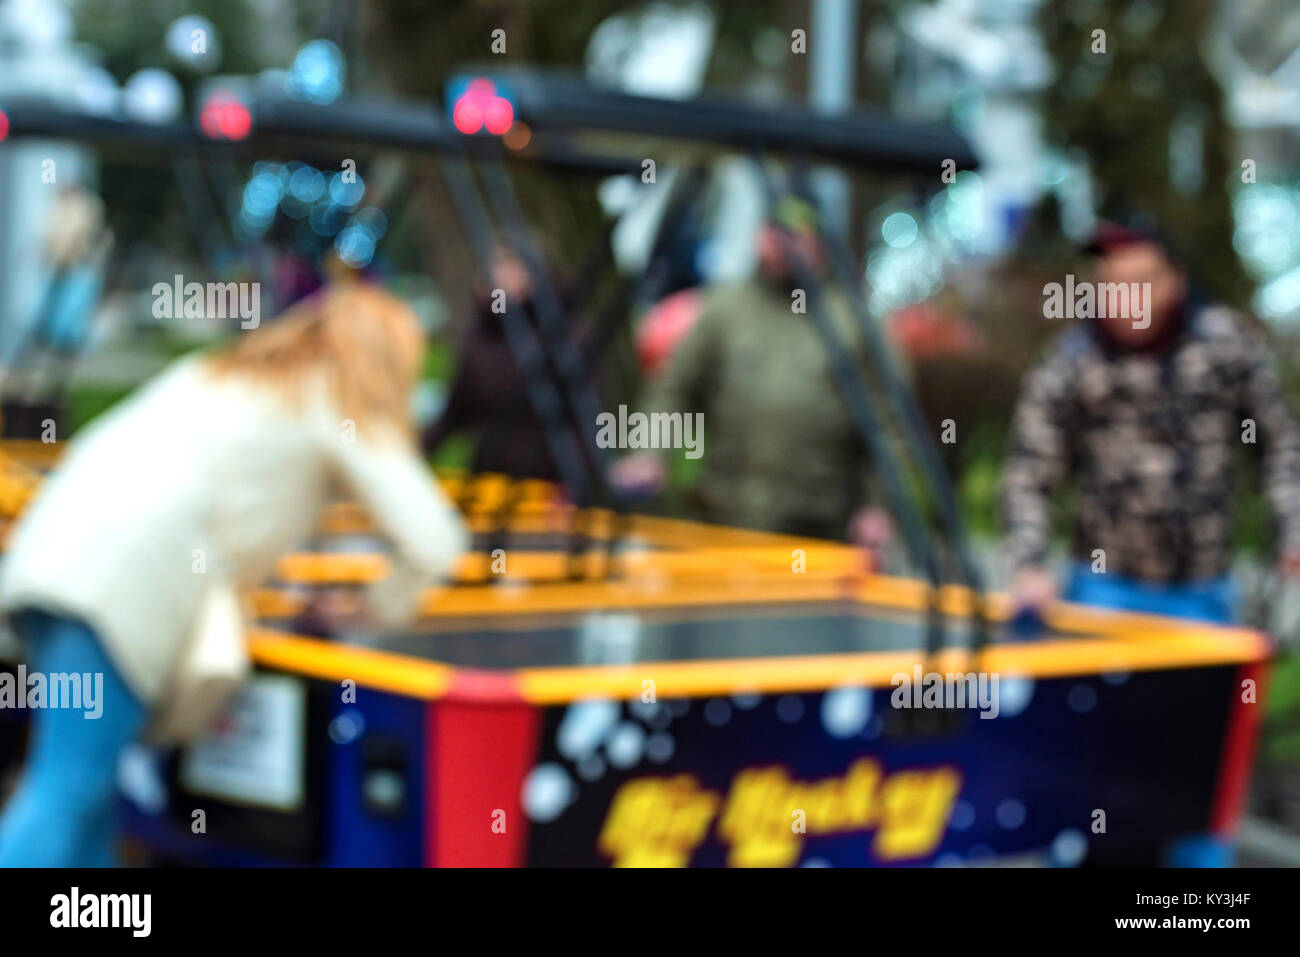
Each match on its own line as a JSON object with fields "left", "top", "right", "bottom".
{"left": 644, "top": 277, "right": 876, "bottom": 538}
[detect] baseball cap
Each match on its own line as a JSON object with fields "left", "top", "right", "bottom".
{"left": 1082, "top": 213, "right": 1180, "bottom": 263}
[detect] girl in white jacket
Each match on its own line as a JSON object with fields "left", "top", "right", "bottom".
{"left": 0, "top": 284, "right": 468, "bottom": 866}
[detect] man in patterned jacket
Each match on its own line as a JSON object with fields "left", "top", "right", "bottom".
{"left": 1002, "top": 220, "right": 1300, "bottom": 623}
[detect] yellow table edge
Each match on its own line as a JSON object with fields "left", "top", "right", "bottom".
{"left": 247, "top": 580, "right": 1271, "bottom": 705}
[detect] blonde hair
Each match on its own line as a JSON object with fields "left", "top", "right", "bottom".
{"left": 207, "top": 284, "right": 425, "bottom": 437}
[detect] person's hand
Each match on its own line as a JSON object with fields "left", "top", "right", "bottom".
{"left": 303, "top": 587, "right": 377, "bottom": 633}
{"left": 1010, "top": 566, "right": 1057, "bottom": 612}
{"left": 609, "top": 453, "right": 667, "bottom": 497}
{"left": 848, "top": 506, "right": 894, "bottom": 553}
{"left": 1279, "top": 551, "right": 1300, "bottom": 580}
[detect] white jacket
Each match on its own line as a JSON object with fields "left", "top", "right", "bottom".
{"left": 0, "top": 355, "right": 468, "bottom": 705}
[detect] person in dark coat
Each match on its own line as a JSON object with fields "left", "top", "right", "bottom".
{"left": 423, "top": 244, "right": 590, "bottom": 484}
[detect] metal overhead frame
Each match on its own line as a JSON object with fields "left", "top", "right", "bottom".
{"left": 0, "top": 98, "right": 196, "bottom": 150}
{"left": 460, "top": 66, "right": 977, "bottom": 173}
{"left": 248, "top": 77, "right": 988, "bottom": 627}
{"left": 454, "top": 67, "right": 985, "bottom": 653}
{"left": 247, "top": 93, "right": 646, "bottom": 177}
{"left": 2, "top": 80, "right": 988, "bottom": 625}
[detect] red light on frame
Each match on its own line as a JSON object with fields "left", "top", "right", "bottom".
{"left": 200, "top": 92, "right": 252, "bottom": 141}
{"left": 451, "top": 78, "right": 514, "bottom": 137}
{"left": 452, "top": 96, "right": 484, "bottom": 135}
{"left": 483, "top": 97, "right": 514, "bottom": 136}
{"left": 0, "top": 109, "right": 9, "bottom": 143}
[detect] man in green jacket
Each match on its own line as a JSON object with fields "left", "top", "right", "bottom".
{"left": 612, "top": 199, "right": 891, "bottom": 546}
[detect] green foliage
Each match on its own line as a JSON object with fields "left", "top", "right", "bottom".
{"left": 75, "top": 0, "right": 272, "bottom": 84}
{"left": 421, "top": 338, "right": 454, "bottom": 382}
{"left": 65, "top": 384, "right": 132, "bottom": 433}
{"left": 1264, "top": 653, "right": 1300, "bottom": 764}
{"left": 957, "top": 430, "right": 1003, "bottom": 538}
{"left": 1039, "top": 0, "right": 1248, "bottom": 308}
{"left": 427, "top": 433, "right": 472, "bottom": 471}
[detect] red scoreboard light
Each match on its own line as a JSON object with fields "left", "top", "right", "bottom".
{"left": 199, "top": 90, "right": 252, "bottom": 141}
{"left": 448, "top": 76, "right": 515, "bottom": 136}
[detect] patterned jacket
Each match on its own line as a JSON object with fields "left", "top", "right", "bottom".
{"left": 1001, "top": 304, "right": 1300, "bottom": 583}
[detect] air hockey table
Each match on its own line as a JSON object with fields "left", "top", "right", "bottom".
{"left": 96, "top": 475, "right": 1268, "bottom": 869}
{"left": 0, "top": 467, "right": 1274, "bottom": 867}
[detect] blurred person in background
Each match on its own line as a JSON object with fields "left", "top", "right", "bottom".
{"left": 1003, "top": 218, "right": 1300, "bottom": 623}
{"left": 2, "top": 187, "right": 112, "bottom": 403}
{"left": 611, "top": 196, "right": 892, "bottom": 551}
{"left": 0, "top": 285, "right": 467, "bottom": 867}
{"left": 423, "top": 242, "right": 586, "bottom": 483}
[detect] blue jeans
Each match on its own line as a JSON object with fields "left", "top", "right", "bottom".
{"left": 0, "top": 611, "right": 147, "bottom": 867}
{"left": 1063, "top": 563, "right": 1236, "bottom": 624}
